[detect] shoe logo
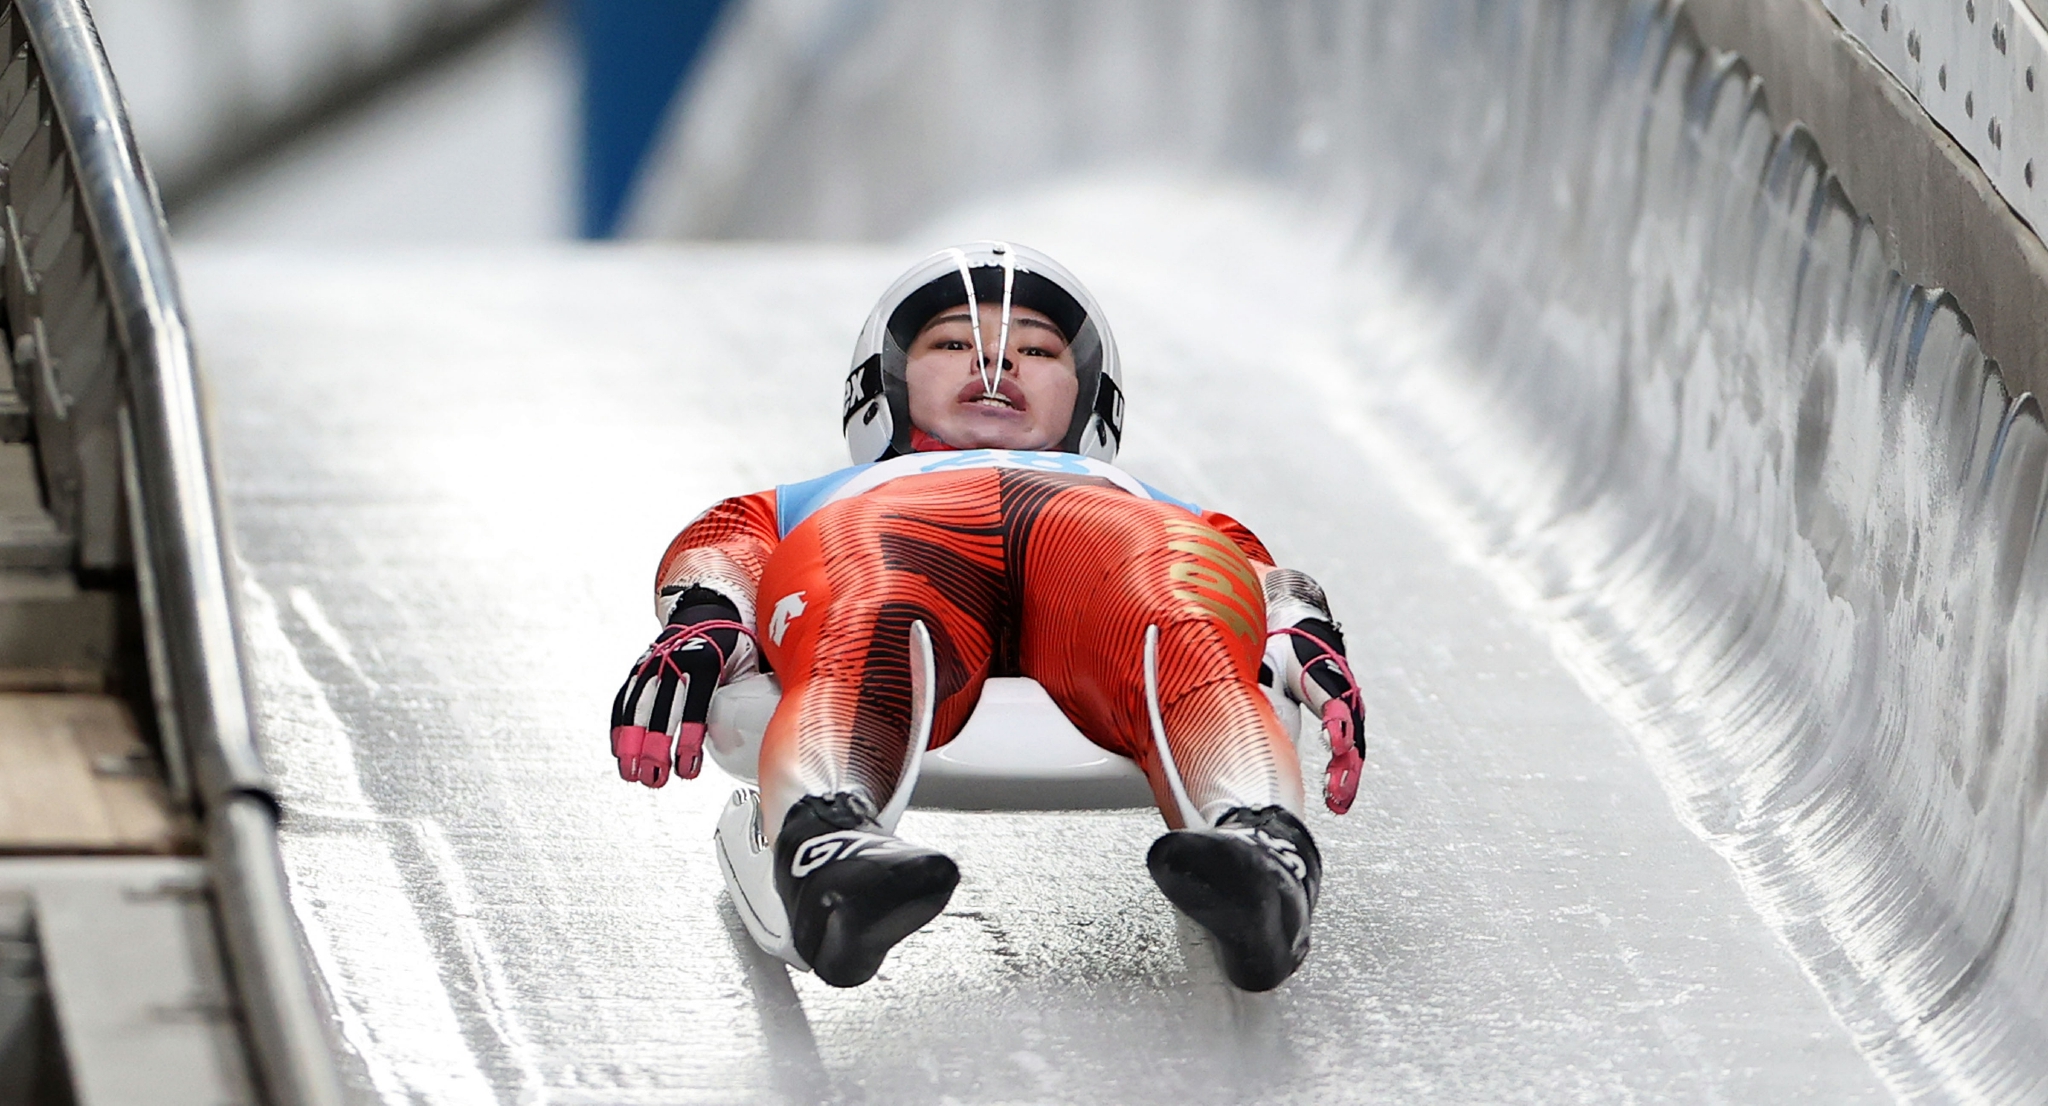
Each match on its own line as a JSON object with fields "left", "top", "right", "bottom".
{"left": 769, "top": 591, "right": 807, "bottom": 646}
{"left": 1218, "top": 824, "right": 1309, "bottom": 883}
{"left": 789, "top": 830, "right": 917, "bottom": 878}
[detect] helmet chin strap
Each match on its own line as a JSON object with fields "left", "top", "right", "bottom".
{"left": 944, "top": 242, "right": 1018, "bottom": 401}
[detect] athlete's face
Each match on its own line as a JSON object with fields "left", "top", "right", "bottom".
{"left": 905, "top": 303, "right": 1079, "bottom": 451}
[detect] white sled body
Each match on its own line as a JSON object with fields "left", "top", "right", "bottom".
{"left": 707, "top": 679, "right": 1299, "bottom": 811}
{"left": 713, "top": 786, "right": 801, "bottom": 966}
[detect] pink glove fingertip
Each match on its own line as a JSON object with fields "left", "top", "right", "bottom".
{"left": 611, "top": 725, "right": 646, "bottom": 781}
{"left": 676, "top": 722, "right": 707, "bottom": 780}
{"left": 1321, "top": 700, "right": 1363, "bottom": 815}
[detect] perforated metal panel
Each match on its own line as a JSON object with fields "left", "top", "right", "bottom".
{"left": 1826, "top": 0, "right": 2048, "bottom": 234}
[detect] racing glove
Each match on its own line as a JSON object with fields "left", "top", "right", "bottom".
{"left": 1261, "top": 569, "right": 1368, "bottom": 814}
{"left": 1276, "top": 618, "right": 1367, "bottom": 814}
{"left": 610, "top": 586, "right": 753, "bottom": 788}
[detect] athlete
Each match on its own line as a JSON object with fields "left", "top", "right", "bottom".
{"left": 610, "top": 243, "right": 1366, "bottom": 991}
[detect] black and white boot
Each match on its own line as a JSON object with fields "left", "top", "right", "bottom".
{"left": 774, "top": 793, "right": 960, "bottom": 987}
{"left": 1146, "top": 805, "right": 1323, "bottom": 992}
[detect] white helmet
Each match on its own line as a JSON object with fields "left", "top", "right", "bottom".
{"left": 842, "top": 241, "right": 1124, "bottom": 464}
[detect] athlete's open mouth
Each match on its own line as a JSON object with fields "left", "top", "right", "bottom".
{"left": 956, "top": 378, "right": 1026, "bottom": 412}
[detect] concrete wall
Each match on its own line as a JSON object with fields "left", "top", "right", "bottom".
{"left": 1688, "top": 0, "right": 2048, "bottom": 399}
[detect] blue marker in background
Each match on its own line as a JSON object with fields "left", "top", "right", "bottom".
{"left": 569, "top": 0, "right": 728, "bottom": 238}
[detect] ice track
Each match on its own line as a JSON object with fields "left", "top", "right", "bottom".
{"left": 184, "top": 1, "right": 2048, "bottom": 1102}
{"left": 188, "top": 241, "right": 1877, "bottom": 1103}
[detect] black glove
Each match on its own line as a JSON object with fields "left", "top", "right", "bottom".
{"left": 609, "top": 587, "right": 744, "bottom": 788}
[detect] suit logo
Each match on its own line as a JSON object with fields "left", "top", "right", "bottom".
{"left": 1164, "top": 518, "right": 1262, "bottom": 641}
{"left": 769, "top": 591, "right": 807, "bottom": 646}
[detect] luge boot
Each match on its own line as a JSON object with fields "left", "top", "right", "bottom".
{"left": 774, "top": 792, "right": 959, "bottom": 987}
{"left": 1146, "top": 804, "right": 1322, "bottom": 991}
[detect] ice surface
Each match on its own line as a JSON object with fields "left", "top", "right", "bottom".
{"left": 184, "top": 243, "right": 1882, "bottom": 1103}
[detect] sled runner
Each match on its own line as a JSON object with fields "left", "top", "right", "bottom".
{"left": 712, "top": 621, "right": 1303, "bottom": 970}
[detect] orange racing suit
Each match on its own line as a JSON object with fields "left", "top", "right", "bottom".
{"left": 654, "top": 449, "right": 1307, "bottom": 837}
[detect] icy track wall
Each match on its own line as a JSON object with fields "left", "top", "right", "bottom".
{"left": 632, "top": 1, "right": 2048, "bottom": 1100}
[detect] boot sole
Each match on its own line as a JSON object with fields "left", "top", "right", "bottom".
{"left": 809, "top": 855, "right": 960, "bottom": 987}
{"left": 1147, "top": 833, "right": 1304, "bottom": 992}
